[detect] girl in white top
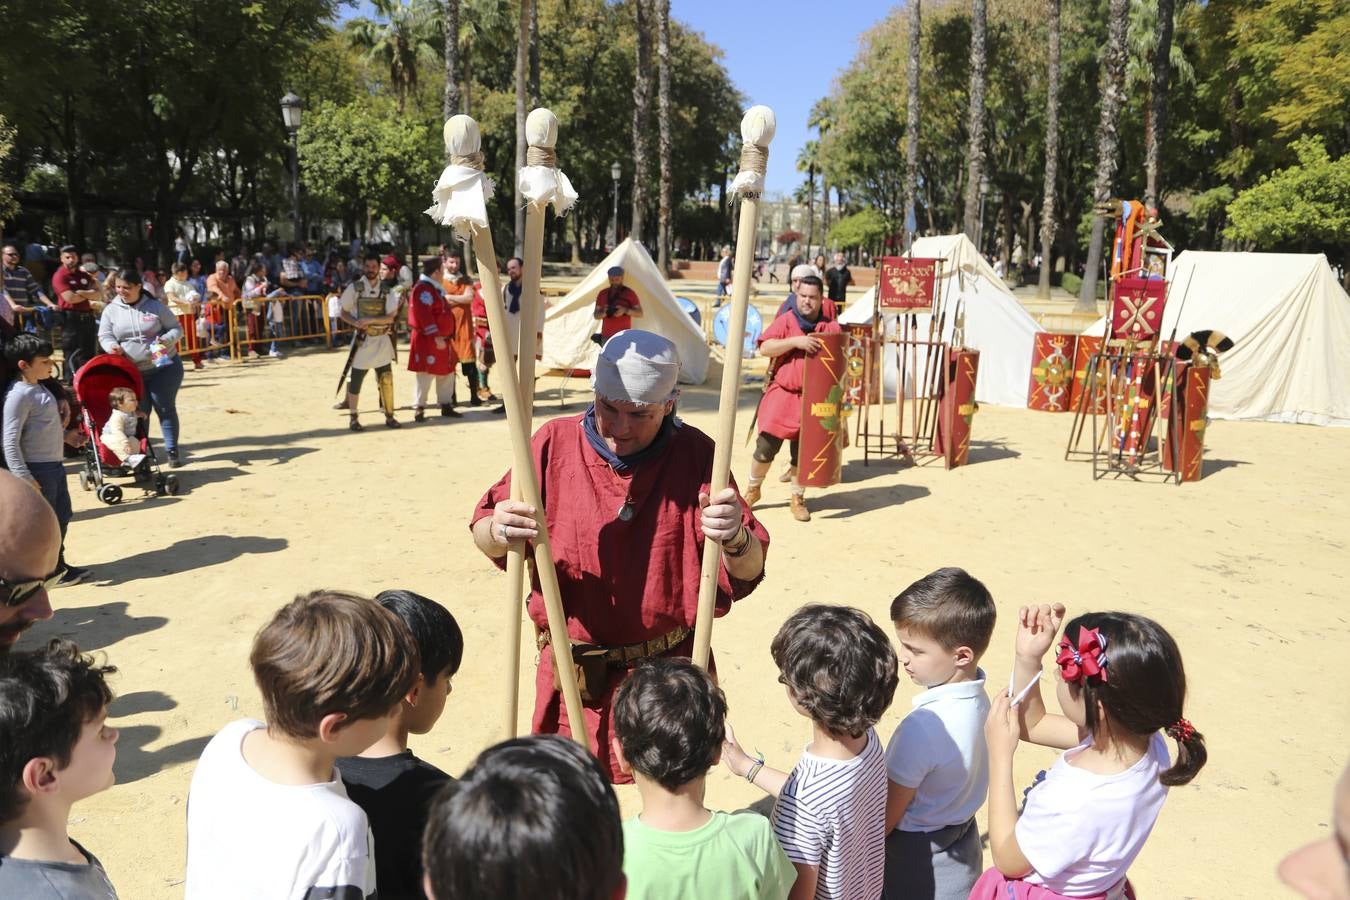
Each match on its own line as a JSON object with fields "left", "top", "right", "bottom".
{"left": 976, "top": 605, "right": 1208, "bottom": 900}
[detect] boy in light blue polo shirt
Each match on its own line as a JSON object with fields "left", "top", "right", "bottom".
{"left": 884, "top": 567, "right": 998, "bottom": 900}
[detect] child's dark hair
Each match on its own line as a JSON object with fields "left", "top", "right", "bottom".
{"left": 109, "top": 386, "right": 137, "bottom": 407}
{"left": 1062, "top": 611, "right": 1207, "bottom": 786}
{"left": 373, "top": 589, "right": 463, "bottom": 681}
{"left": 0, "top": 639, "right": 116, "bottom": 821}
{"left": 890, "top": 567, "right": 997, "bottom": 656}
{"left": 4, "top": 334, "right": 53, "bottom": 371}
{"left": 613, "top": 657, "right": 726, "bottom": 791}
{"left": 771, "top": 604, "right": 898, "bottom": 739}
{"left": 423, "top": 734, "right": 623, "bottom": 900}
{"left": 249, "top": 590, "right": 419, "bottom": 739}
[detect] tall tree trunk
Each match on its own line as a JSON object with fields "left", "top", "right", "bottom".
{"left": 821, "top": 174, "right": 830, "bottom": 239}
{"left": 1036, "top": 0, "right": 1061, "bottom": 299}
{"left": 656, "top": 0, "right": 672, "bottom": 273}
{"left": 514, "top": 0, "right": 532, "bottom": 258}
{"left": 528, "top": 0, "right": 540, "bottom": 107}
{"left": 443, "top": 0, "right": 461, "bottom": 139}
{"left": 904, "top": 0, "right": 921, "bottom": 247}
{"left": 961, "top": 0, "right": 988, "bottom": 241}
{"left": 805, "top": 164, "right": 816, "bottom": 253}
{"left": 630, "top": 0, "right": 652, "bottom": 245}
{"left": 1076, "top": 0, "right": 1129, "bottom": 312}
{"left": 1144, "top": 0, "right": 1174, "bottom": 210}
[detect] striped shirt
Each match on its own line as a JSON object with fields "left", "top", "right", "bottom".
{"left": 771, "top": 729, "right": 887, "bottom": 899}
{"left": 3, "top": 264, "right": 47, "bottom": 306}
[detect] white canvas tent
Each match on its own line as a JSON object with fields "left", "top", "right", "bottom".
{"left": 838, "top": 233, "right": 1043, "bottom": 406}
{"left": 540, "top": 238, "right": 709, "bottom": 384}
{"left": 1081, "top": 251, "right": 1350, "bottom": 426}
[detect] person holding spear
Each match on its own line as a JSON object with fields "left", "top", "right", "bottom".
{"left": 470, "top": 329, "right": 769, "bottom": 783}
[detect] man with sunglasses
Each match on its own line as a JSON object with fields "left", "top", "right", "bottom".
{"left": 0, "top": 470, "right": 61, "bottom": 651}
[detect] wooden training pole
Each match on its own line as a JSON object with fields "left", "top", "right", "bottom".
{"left": 434, "top": 114, "right": 588, "bottom": 747}
{"left": 501, "top": 108, "right": 576, "bottom": 738}
{"left": 692, "top": 106, "right": 776, "bottom": 671}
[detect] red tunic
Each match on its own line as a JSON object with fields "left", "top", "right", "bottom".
{"left": 471, "top": 414, "right": 770, "bottom": 782}
{"left": 407, "top": 279, "right": 456, "bottom": 374}
{"left": 756, "top": 311, "right": 844, "bottom": 441}
{"left": 594, "top": 285, "right": 642, "bottom": 340}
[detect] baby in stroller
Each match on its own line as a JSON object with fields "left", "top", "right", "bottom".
{"left": 75, "top": 353, "right": 178, "bottom": 503}
{"left": 100, "top": 387, "right": 147, "bottom": 472}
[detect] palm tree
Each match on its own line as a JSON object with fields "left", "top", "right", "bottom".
{"left": 797, "top": 141, "right": 819, "bottom": 253}
{"left": 1131, "top": 0, "right": 1192, "bottom": 209}
{"left": 904, "top": 0, "right": 921, "bottom": 248}
{"left": 1036, "top": 0, "right": 1061, "bottom": 300}
{"left": 1076, "top": 0, "right": 1131, "bottom": 312}
{"left": 443, "top": 0, "right": 460, "bottom": 136}
{"left": 961, "top": 0, "right": 988, "bottom": 243}
{"left": 631, "top": 0, "right": 653, "bottom": 245}
{"left": 514, "top": 0, "right": 532, "bottom": 257}
{"left": 345, "top": 0, "right": 440, "bottom": 116}
{"left": 656, "top": 0, "right": 672, "bottom": 272}
{"left": 809, "top": 99, "right": 835, "bottom": 242}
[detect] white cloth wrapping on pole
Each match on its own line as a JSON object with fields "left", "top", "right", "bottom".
{"left": 425, "top": 164, "right": 495, "bottom": 237}
{"left": 517, "top": 166, "right": 578, "bottom": 215}
{"left": 730, "top": 169, "right": 766, "bottom": 196}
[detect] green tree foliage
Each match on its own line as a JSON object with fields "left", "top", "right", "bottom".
{"left": 816, "top": 0, "right": 1350, "bottom": 276}
{"left": 829, "top": 209, "right": 890, "bottom": 253}
{"left": 0, "top": 0, "right": 740, "bottom": 264}
{"left": 0, "top": 116, "right": 18, "bottom": 231}
{"left": 1225, "top": 138, "right": 1350, "bottom": 260}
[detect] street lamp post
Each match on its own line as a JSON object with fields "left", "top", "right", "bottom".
{"left": 608, "top": 162, "right": 621, "bottom": 251}
{"left": 280, "top": 91, "right": 303, "bottom": 241}
{"left": 976, "top": 172, "right": 990, "bottom": 256}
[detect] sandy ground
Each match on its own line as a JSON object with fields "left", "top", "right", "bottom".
{"left": 29, "top": 306, "right": 1348, "bottom": 899}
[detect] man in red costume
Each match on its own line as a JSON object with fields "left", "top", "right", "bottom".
{"left": 591, "top": 265, "right": 643, "bottom": 345}
{"left": 406, "top": 256, "right": 461, "bottom": 422}
{"left": 744, "top": 275, "right": 841, "bottom": 523}
{"left": 470, "top": 330, "right": 769, "bottom": 783}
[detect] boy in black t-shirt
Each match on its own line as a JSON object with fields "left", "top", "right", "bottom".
{"left": 336, "top": 589, "right": 464, "bottom": 900}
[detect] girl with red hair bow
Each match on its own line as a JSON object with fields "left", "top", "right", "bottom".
{"left": 976, "top": 605, "right": 1207, "bottom": 899}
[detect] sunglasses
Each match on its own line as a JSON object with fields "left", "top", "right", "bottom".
{"left": 2, "top": 568, "right": 63, "bottom": 608}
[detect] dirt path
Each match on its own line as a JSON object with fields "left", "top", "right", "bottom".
{"left": 34, "top": 344, "right": 1347, "bottom": 899}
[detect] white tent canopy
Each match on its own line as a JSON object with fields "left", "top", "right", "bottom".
{"left": 1081, "top": 251, "right": 1350, "bottom": 426}
{"left": 541, "top": 238, "right": 709, "bottom": 384}
{"left": 838, "top": 233, "right": 1043, "bottom": 406}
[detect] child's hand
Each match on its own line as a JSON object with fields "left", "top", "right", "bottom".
{"left": 985, "top": 690, "right": 1021, "bottom": 759}
{"left": 135, "top": 410, "right": 149, "bottom": 420}
{"left": 1015, "top": 603, "right": 1066, "bottom": 662}
{"left": 720, "top": 723, "right": 754, "bottom": 778}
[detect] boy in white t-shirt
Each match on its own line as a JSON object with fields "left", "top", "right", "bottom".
{"left": 184, "top": 590, "right": 419, "bottom": 900}
{"left": 883, "top": 567, "right": 998, "bottom": 900}
{"left": 722, "top": 604, "right": 899, "bottom": 900}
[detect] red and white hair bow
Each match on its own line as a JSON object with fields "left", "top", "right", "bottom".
{"left": 1056, "top": 627, "right": 1109, "bottom": 685}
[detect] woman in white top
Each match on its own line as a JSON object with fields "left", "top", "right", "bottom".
{"left": 976, "top": 606, "right": 1208, "bottom": 899}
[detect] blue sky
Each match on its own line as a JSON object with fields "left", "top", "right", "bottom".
{"left": 343, "top": 0, "right": 890, "bottom": 195}
{"left": 670, "top": 0, "right": 888, "bottom": 195}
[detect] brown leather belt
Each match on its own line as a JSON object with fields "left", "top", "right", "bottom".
{"left": 536, "top": 624, "right": 692, "bottom": 667}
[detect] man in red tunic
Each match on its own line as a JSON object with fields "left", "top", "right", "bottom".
{"left": 591, "top": 265, "right": 643, "bottom": 345}
{"left": 744, "top": 275, "right": 842, "bottom": 522}
{"left": 470, "top": 330, "right": 769, "bottom": 783}
{"left": 407, "top": 256, "right": 461, "bottom": 422}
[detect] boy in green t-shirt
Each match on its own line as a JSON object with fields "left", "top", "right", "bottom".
{"left": 612, "top": 658, "right": 795, "bottom": 900}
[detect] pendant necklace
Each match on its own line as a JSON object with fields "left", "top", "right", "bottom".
{"left": 616, "top": 493, "right": 635, "bottom": 521}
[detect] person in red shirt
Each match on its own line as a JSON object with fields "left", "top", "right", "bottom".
{"left": 50, "top": 245, "right": 100, "bottom": 381}
{"left": 470, "top": 330, "right": 768, "bottom": 783}
{"left": 743, "top": 275, "right": 842, "bottom": 523}
{"left": 407, "top": 256, "right": 460, "bottom": 421}
{"left": 591, "top": 266, "right": 643, "bottom": 344}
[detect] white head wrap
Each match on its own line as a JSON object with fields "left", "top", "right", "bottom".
{"left": 592, "top": 330, "right": 681, "bottom": 406}
{"left": 791, "top": 264, "right": 815, "bottom": 281}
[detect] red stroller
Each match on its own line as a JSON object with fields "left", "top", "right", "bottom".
{"left": 73, "top": 354, "right": 179, "bottom": 504}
